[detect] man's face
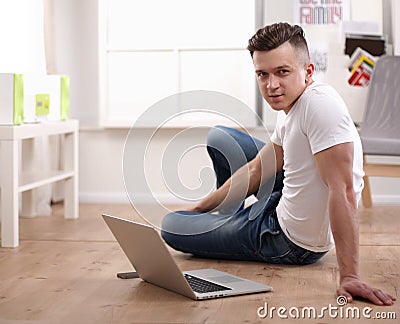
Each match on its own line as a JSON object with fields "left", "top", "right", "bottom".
{"left": 252, "top": 42, "right": 314, "bottom": 114}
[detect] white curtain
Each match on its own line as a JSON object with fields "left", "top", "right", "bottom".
{"left": 0, "top": 0, "right": 64, "bottom": 216}
{"left": 43, "top": 0, "right": 65, "bottom": 206}
{"left": 43, "top": 0, "right": 57, "bottom": 74}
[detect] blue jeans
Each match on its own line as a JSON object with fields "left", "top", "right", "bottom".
{"left": 161, "top": 126, "right": 326, "bottom": 265}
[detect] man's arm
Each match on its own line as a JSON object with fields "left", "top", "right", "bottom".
{"left": 188, "top": 142, "right": 283, "bottom": 213}
{"left": 314, "top": 142, "right": 396, "bottom": 306}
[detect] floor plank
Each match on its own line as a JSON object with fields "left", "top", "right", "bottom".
{"left": 0, "top": 204, "right": 399, "bottom": 323}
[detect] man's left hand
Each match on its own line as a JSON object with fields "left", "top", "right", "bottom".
{"left": 338, "top": 276, "right": 396, "bottom": 306}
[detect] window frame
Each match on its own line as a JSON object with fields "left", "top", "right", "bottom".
{"left": 98, "top": 0, "right": 265, "bottom": 129}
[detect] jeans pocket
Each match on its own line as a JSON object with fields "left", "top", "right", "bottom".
{"left": 257, "top": 230, "right": 293, "bottom": 263}
{"left": 297, "top": 249, "right": 327, "bottom": 265}
{"left": 264, "top": 210, "right": 280, "bottom": 234}
{"left": 257, "top": 212, "right": 295, "bottom": 263}
{"left": 257, "top": 213, "right": 314, "bottom": 264}
{"left": 280, "top": 233, "right": 328, "bottom": 265}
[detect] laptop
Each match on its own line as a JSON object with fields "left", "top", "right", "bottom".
{"left": 102, "top": 214, "right": 272, "bottom": 300}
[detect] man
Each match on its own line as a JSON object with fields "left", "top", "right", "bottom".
{"left": 161, "top": 23, "right": 396, "bottom": 306}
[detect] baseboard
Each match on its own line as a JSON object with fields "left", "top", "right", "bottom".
{"left": 371, "top": 195, "right": 400, "bottom": 205}
{"left": 79, "top": 192, "right": 400, "bottom": 206}
{"left": 79, "top": 192, "right": 130, "bottom": 204}
{"left": 79, "top": 192, "right": 192, "bottom": 205}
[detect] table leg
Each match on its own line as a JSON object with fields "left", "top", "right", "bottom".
{"left": 21, "top": 138, "right": 36, "bottom": 217}
{"left": 64, "top": 130, "right": 78, "bottom": 219}
{"left": 0, "top": 140, "right": 20, "bottom": 247}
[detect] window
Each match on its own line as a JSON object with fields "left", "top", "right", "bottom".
{"left": 100, "top": 0, "right": 258, "bottom": 128}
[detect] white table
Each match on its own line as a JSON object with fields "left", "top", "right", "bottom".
{"left": 0, "top": 120, "right": 79, "bottom": 247}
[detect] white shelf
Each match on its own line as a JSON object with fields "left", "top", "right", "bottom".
{"left": 0, "top": 119, "right": 79, "bottom": 247}
{"left": 19, "top": 170, "right": 74, "bottom": 193}
{"left": 0, "top": 120, "right": 79, "bottom": 140}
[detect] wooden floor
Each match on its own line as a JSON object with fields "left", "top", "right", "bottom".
{"left": 0, "top": 204, "right": 399, "bottom": 323}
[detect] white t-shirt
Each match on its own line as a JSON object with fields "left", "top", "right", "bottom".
{"left": 270, "top": 82, "right": 364, "bottom": 252}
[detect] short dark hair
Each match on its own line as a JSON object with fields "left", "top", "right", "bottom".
{"left": 247, "top": 22, "right": 310, "bottom": 63}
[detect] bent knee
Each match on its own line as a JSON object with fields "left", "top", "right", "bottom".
{"left": 161, "top": 210, "right": 194, "bottom": 237}
{"left": 161, "top": 211, "right": 179, "bottom": 235}
{"left": 160, "top": 212, "right": 177, "bottom": 246}
{"left": 207, "top": 125, "right": 234, "bottom": 149}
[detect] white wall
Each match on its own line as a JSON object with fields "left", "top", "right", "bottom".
{"left": 53, "top": 0, "right": 400, "bottom": 205}
{"left": 393, "top": 0, "right": 400, "bottom": 55}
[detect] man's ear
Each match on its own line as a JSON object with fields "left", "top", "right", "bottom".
{"left": 305, "top": 62, "right": 315, "bottom": 83}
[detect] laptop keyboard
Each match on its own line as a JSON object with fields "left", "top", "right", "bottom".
{"left": 184, "top": 274, "right": 232, "bottom": 293}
